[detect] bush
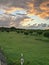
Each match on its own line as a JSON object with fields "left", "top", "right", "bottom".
{"left": 16, "top": 30, "right": 20, "bottom": 33}
{"left": 24, "top": 32, "right": 29, "bottom": 35}
{"left": 29, "top": 31, "right": 33, "bottom": 35}
{"left": 37, "top": 31, "right": 43, "bottom": 35}
{"left": 43, "top": 32, "right": 49, "bottom": 38}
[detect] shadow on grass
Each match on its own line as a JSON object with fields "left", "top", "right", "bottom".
{"left": 35, "top": 38, "right": 49, "bottom": 43}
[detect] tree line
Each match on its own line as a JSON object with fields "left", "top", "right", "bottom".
{"left": 0, "top": 27, "right": 49, "bottom": 38}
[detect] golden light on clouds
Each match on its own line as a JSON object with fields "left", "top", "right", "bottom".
{"left": 5, "top": 7, "right": 24, "bottom": 14}
{"left": 37, "top": 12, "right": 49, "bottom": 19}
{"left": 27, "top": 2, "right": 37, "bottom": 15}
{"left": 40, "top": 1, "right": 49, "bottom": 12}
{"left": 27, "top": 1, "right": 49, "bottom": 19}
{"left": 20, "top": 18, "right": 33, "bottom": 27}
{"left": 39, "top": 1, "right": 49, "bottom": 19}
{"left": 27, "top": 2, "right": 34, "bottom": 8}
{"left": 0, "top": 0, "right": 49, "bottom": 28}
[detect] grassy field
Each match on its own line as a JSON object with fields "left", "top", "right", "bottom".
{"left": 0, "top": 32, "right": 49, "bottom": 65}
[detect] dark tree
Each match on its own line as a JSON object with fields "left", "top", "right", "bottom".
{"left": 24, "top": 32, "right": 29, "bottom": 35}
{"left": 37, "top": 31, "right": 43, "bottom": 35}
{"left": 10, "top": 27, "right": 16, "bottom": 31}
{"left": 44, "top": 32, "right": 49, "bottom": 38}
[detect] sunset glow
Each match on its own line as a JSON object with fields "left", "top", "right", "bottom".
{"left": 0, "top": 0, "right": 49, "bottom": 28}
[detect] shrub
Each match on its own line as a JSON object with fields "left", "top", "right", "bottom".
{"left": 24, "top": 32, "right": 29, "bottom": 35}
{"left": 43, "top": 32, "right": 49, "bottom": 38}
{"left": 37, "top": 31, "right": 43, "bottom": 35}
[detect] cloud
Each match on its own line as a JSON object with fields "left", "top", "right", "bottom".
{"left": 0, "top": 0, "right": 30, "bottom": 9}
{"left": 5, "top": 7, "right": 24, "bottom": 14}
{"left": 0, "top": 0, "right": 49, "bottom": 19}
{"left": 27, "top": 0, "right": 49, "bottom": 19}
{"left": 40, "top": 1, "right": 49, "bottom": 12}
{"left": 27, "top": 2, "right": 37, "bottom": 15}
{"left": 0, "top": 0, "right": 49, "bottom": 28}
{"left": 20, "top": 18, "right": 33, "bottom": 27}
{"left": 12, "top": 15, "right": 30, "bottom": 27}
{"left": 0, "top": 14, "right": 10, "bottom": 27}
{"left": 0, "top": 13, "right": 30, "bottom": 27}
{"left": 39, "top": 1, "right": 49, "bottom": 19}
{"left": 37, "top": 12, "right": 49, "bottom": 19}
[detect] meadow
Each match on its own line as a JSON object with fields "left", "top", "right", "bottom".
{"left": 0, "top": 31, "right": 49, "bottom": 65}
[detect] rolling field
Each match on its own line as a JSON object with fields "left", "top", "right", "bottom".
{"left": 0, "top": 32, "right": 49, "bottom": 65}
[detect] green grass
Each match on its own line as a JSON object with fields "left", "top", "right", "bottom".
{"left": 0, "top": 32, "right": 49, "bottom": 65}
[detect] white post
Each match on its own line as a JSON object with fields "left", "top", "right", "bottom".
{"left": 0, "top": 60, "right": 1, "bottom": 65}
{"left": 20, "top": 53, "right": 24, "bottom": 65}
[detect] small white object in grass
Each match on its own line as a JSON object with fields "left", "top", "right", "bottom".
{"left": 21, "top": 53, "right": 23, "bottom": 57}
{"left": 21, "top": 53, "right": 24, "bottom": 65}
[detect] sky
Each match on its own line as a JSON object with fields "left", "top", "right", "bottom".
{"left": 0, "top": 0, "right": 49, "bottom": 28}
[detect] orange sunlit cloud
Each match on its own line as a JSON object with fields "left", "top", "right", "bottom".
{"left": 39, "top": 1, "right": 49, "bottom": 18}
{"left": 27, "top": 1, "right": 49, "bottom": 19}
{"left": 27, "top": 2, "right": 34, "bottom": 8}
{"left": 27, "top": 2, "right": 37, "bottom": 15}
{"left": 40, "top": 1, "right": 49, "bottom": 12}
{"left": 37, "top": 12, "right": 49, "bottom": 19}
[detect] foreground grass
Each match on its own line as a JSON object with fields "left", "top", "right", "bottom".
{"left": 0, "top": 32, "right": 49, "bottom": 65}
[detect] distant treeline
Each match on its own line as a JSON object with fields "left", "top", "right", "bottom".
{"left": 0, "top": 27, "right": 49, "bottom": 38}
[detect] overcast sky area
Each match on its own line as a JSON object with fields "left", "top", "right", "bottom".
{"left": 0, "top": 0, "right": 49, "bottom": 28}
